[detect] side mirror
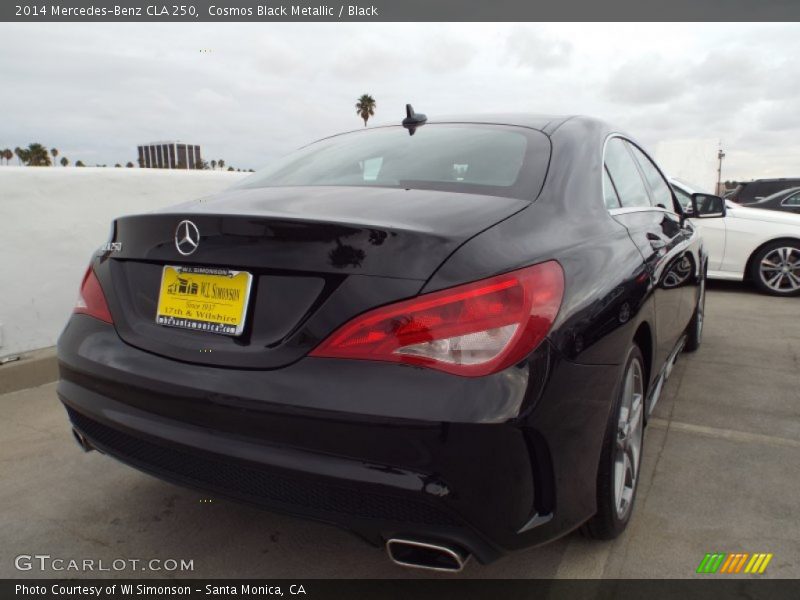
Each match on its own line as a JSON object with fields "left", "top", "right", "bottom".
{"left": 691, "top": 193, "right": 726, "bottom": 218}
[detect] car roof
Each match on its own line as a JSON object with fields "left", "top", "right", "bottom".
{"left": 427, "top": 114, "right": 578, "bottom": 134}
{"left": 310, "top": 114, "right": 608, "bottom": 148}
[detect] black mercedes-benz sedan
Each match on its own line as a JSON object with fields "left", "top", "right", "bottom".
{"left": 740, "top": 186, "right": 800, "bottom": 214}
{"left": 58, "top": 113, "right": 724, "bottom": 571}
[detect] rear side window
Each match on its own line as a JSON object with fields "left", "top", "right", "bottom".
{"left": 236, "top": 124, "right": 552, "bottom": 200}
{"left": 604, "top": 138, "right": 650, "bottom": 208}
{"left": 627, "top": 143, "right": 674, "bottom": 210}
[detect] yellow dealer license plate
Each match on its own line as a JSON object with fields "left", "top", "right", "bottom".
{"left": 156, "top": 266, "right": 253, "bottom": 336}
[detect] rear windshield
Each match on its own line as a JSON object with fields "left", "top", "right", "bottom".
{"left": 235, "top": 124, "right": 551, "bottom": 200}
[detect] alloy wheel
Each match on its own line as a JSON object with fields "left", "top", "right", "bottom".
{"left": 614, "top": 358, "right": 644, "bottom": 520}
{"left": 759, "top": 247, "right": 800, "bottom": 293}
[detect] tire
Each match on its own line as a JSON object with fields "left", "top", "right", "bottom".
{"left": 683, "top": 265, "right": 706, "bottom": 352}
{"left": 749, "top": 241, "right": 800, "bottom": 297}
{"left": 582, "top": 345, "right": 646, "bottom": 540}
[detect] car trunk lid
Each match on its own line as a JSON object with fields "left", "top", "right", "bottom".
{"left": 98, "top": 186, "right": 528, "bottom": 369}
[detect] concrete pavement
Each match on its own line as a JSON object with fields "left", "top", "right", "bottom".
{"left": 1, "top": 281, "right": 798, "bottom": 578}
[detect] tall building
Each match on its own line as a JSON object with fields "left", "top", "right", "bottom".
{"left": 137, "top": 142, "right": 202, "bottom": 169}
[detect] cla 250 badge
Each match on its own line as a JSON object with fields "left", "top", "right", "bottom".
{"left": 98, "top": 242, "right": 122, "bottom": 253}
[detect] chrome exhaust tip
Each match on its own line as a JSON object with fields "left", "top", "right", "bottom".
{"left": 386, "top": 538, "right": 470, "bottom": 572}
{"left": 72, "top": 428, "right": 94, "bottom": 452}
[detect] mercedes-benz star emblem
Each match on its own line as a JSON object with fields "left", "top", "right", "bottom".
{"left": 175, "top": 220, "right": 200, "bottom": 256}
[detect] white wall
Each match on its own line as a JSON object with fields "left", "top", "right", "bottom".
{"left": 0, "top": 167, "right": 247, "bottom": 358}
{"left": 654, "top": 139, "right": 719, "bottom": 194}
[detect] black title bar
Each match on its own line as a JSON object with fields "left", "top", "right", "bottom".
{"left": 4, "top": 579, "right": 800, "bottom": 600}
{"left": 4, "top": 0, "right": 800, "bottom": 22}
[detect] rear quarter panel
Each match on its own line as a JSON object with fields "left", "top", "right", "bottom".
{"left": 425, "top": 117, "right": 654, "bottom": 371}
{"left": 714, "top": 208, "right": 800, "bottom": 278}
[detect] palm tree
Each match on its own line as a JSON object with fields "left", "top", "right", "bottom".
{"left": 355, "top": 94, "right": 376, "bottom": 127}
{"left": 1, "top": 148, "right": 10, "bottom": 165}
{"left": 18, "top": 143, "right": 52, "bottom": 166}
{"left": 211, "top": 159, "right": 217, "bottom": 170}
{"left": 75, "top": 160, "right": 85, "bottom": 167}
{"left": 14, "top": 147, "right": 22, "bottom": 165}
{"left": 51, "top": 148, "right": 58, "bottom": 166}
{"left": 60, "top": 157, "right": 69, "bottom": 167}
{"left": 218, "top": 159, "right": 225, "bottom": 170}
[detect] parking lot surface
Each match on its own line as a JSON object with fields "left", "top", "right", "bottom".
{"left": 1, "top": 282, "right": 798, "bottom": 578}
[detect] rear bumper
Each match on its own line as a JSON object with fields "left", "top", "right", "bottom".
{"left": 57, "top": 315, "right": 620, "bottom": 563}
{"left": 62, "top": 394, "right": 503, "bottom": 561}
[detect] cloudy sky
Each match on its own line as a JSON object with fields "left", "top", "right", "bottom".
{"left": 2, "top": 22, "right": 800, "bottom": 181}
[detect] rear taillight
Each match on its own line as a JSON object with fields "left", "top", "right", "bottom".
{"left": 74, "top": 267, "right": 113, "bottom": 324}
{"left": 310, "top": 261, "right": 564, "bottom": 377}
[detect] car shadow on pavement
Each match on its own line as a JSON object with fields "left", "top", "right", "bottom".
{"left": 705, "top": 279, "right": 759, "bottom": 296}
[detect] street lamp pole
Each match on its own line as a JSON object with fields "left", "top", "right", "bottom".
{"left": 717, "top": 146, "right": 726, "bottom": 195}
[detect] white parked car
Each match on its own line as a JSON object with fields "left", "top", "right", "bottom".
{"left": 670, "top": 178, "right": 800, "bottom": 296}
